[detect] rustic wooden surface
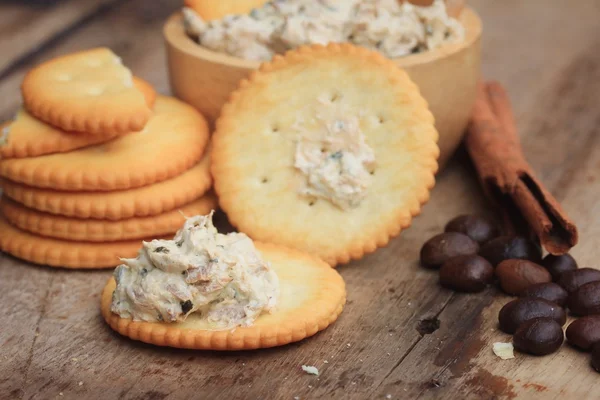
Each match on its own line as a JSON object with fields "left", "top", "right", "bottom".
{"left": 1, "top": 1, "right": 600, "bottom": 399}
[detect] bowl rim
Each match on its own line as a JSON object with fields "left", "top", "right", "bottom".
{"left": 164, "top": 6, "right": 482, "bottom": 69}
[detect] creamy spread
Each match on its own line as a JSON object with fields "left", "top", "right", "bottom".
{"left": 111, "top": 212, "right": 279, "bottom": 329}
{"left": 294, "top": 95, "right": 376, "bottom": 210}
{"left": 183, "top": 0, "right": 464, "bottom": 61}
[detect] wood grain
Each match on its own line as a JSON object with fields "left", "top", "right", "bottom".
{"left": 0, "top": 0, "right": 123, "bottom": 77}
{"left": 1, "top": 0, "right": 600, "bottom": 399}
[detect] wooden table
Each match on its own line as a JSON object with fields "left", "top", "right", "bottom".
{"left": 1, "top": 1, "right": 599, "bottom": 399}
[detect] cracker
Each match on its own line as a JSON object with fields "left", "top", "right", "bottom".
{"left": 0, "top": 150, "right": 212, "bottom": 220}
{"left": 0, "top": 95, "right": 209, "bottom": 191}
{"left": 184, "top": 0, "right": 268, "bottom": 20}
{"left": 0, "top": 77, "right": 155, "bottom": 159}
{"left": 101, "top": 242, "right": 346, "bottom": 350}
{"left": 21, "top": 48, "right": 153, "bottom": 135}
{"left": 0, "top": 214, "right": 169, "bottom": 269}
{"left": 1, "top": 193, "right": 217, "bottom": 242}
{"left": 132, "top": 77, "right": 157, "bottom": 108}
{"left": 211, "top": 43, "right": 439, "bottom": 266}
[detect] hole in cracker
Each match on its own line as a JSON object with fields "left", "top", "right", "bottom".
{"left": 309, "top": 201, "right": 316, "bottom": 207}
{"left": 87, "top": 59, "right": 103, "bottom": 67}
{"left": 272, "top": 125, "right": 279, "bottom": 133}
{"left": 261, "top": 177, "right": 269, "bottom": 184}
{"left": 87, "top": 87, "right": 105, "bottom": 96}
{"left": 56, "top": 74, "right": 72, "bottom": 82}
{"left": 370, "top": 170, "right": 376, "bottom": 176}
{"left": 378, "top": 115, "right": 385, "bottom": 124}
{"left": 331, "top": 93, "right": 340, "bottom": 102}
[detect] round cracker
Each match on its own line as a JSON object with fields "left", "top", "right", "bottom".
{"left": 101, "top": 242, "right": 346, "bottom": 350}
{"left": 0, "top": 95, "right": 209, "bottom": 191}
{"left": 0, "top": 214, "right": 170, "bottom": 269}
{"left": 1, "top": 193, "right": 217, "bottom": 242}
{"left": 133, "top": 77, "right": 157, "bottom": 108}
{"left": 0, "top": 151, "right": 212, "bottom": 221}
{"left": 21, "top": 48, "right": 153, "bottom": 135}
{"left": 211, "top": 43, "right": 439, "bottom": 266}
{"left": 184, "top": 0, "right": 268, "bottom": 20}
{"left": 0, "top": 77, "right": 155, "bottom": 159}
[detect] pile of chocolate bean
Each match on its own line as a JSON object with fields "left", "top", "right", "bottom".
{"left": 420, "top": 215, "right": 600, "bottom": 371}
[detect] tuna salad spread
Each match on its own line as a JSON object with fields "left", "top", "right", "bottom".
{"left": 294, "top": 95, "right": 376, "bottom": 210}
{"left": 182, "top": 0, "right": 465, "bottom": 61}
{"left": 111, "top": 212, "right": 279, "bottom": 329}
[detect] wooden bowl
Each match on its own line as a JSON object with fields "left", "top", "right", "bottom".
{"left": 164, "top": 8, "right": 482, "bottom": 168}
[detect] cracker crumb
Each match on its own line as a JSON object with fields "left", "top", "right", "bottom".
{"left": 346, "top": 343, "right": 351, "bottom": 347}
{"left": 492, "top": 342, "right": 515, "bottom": 360}
{"left": 352, "top": 381, "right": 357, "bottom": 385}
{"left": 294, "top": 397, "right": 300, "bottom": 400}
{"left": 59, "top": 393, "right": 63, "bottom": 397}
{"left": 359, "top": 359, "right": 363, "bottom": 362}
{"left": 308, "top": 385, "right": 313, "bottom": 388}
{"left": 324, "top": 360, "right": 329, "bottom": 364}
{"left": 78, "top": 381, "right": 83, "bottom": 386}
{"left": 302, "top": 365, "right": 319, "bottom": 376}
{"left": 71, "top": 358, "right": 78, "bottom": 362}
{"left": 386, "top": 395, "right": 392, "bottom": 399}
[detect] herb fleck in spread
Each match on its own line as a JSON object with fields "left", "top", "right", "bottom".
{"left": 183, "top": 0, "right": 464, "bottom": 61}
{"left": 294, "top": 95, "right": 376, "bottom": 210}
{"left": 111, "top": 212, "right": 279, "bottom": 329}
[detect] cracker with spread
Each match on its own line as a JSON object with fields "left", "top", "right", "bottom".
{"left": 101, "top": 212, "right": 346, "bottom": 350}
{"left": 211, "top": 43, "right": 439, "bottom": 266}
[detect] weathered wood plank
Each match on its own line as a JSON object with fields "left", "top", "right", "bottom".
{"left": 0, "top": 0, "right": 599, "bottom": 399}
{"left": 0, "top": 0, "right": 123, "bottom": 76}
{"left": 372, "top": 1, "right": 600, "bottom": 396}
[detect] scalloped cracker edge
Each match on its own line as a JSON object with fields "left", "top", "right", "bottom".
{"left": 0, "top": 151, "right": 212, "bottom": 220}
{"left": 1, "top": 77, "right": 156, "bottom": 159}
{"left": 21, "top": 48, "right": 153, "bottom": 135}
{"left": 0, "top": 214, "right": 170, "bottom": 269}
{"left": 101, "top": 242, "right": 346, "bottom": 350}
{"left": 0, "top": 95, "right": 209, "bottom": 191}
{"left": 211, "top": 43, "right": 439, "bottom": 266}
{"left": 1, "top": 193, "right": 217, "bottom": 242}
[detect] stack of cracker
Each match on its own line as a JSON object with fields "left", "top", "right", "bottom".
{"left": 0, "top": 48, "right": 215, "bottom": 269}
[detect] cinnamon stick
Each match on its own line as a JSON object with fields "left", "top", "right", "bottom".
{"left": 465, "top": 81, "right": 578, "bottom": 255}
